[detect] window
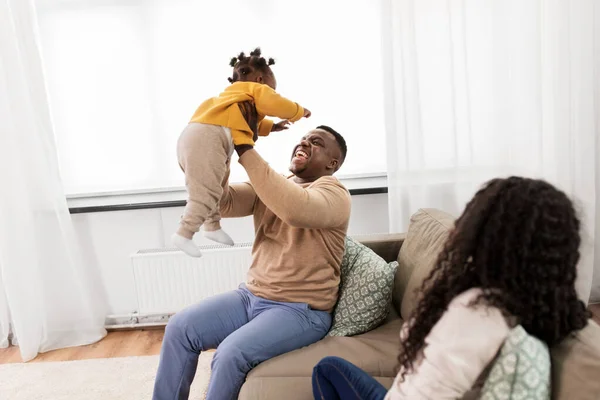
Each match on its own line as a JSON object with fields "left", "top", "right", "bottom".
{"left": 36, "top": 0, "right": 387, "bottom": 195}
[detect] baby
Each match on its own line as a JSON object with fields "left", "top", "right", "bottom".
{"left": 172, "top": 48, "right": 311, "bottom": 257}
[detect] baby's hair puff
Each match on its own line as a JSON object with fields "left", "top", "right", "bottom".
{"left": 228, "top": 47, "right": 275, "bottom": 83}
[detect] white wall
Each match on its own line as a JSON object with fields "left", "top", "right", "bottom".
{"left": 72, "top": 193, "right": 390, "bottom": 314}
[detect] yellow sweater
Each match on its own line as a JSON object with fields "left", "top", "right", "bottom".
{"left": 190, "top": 81, "right": 305, "bottom": 146}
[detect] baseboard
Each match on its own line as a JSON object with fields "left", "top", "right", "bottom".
{"left": 105, "top": 312, "right": 172, "bottom": 330}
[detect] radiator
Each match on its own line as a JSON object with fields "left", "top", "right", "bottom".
{"left": 131, "top": 243, "right": 253, "bottom": 315}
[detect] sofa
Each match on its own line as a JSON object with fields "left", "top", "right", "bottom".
{"left": 238, "top": 208, "right": 600, "bottom": 400}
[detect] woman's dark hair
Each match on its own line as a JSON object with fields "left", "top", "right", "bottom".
{"left": 228, "top": 47, "right": 275, "bottom": 83}
{"left": 398, "top": 176, "right": 589, "bottom": 379}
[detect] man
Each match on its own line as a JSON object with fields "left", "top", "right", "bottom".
{"left": 153, "top": 125, "right": 350, "bottom": 400}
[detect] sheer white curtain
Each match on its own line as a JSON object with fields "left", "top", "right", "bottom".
{"left": 383, "top": 0, "right": 599, "bottom": 303}
{"left": 0, "top": 0, "right": 107, "bottom": 361}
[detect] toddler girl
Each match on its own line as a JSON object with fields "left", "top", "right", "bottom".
{"left": 172, "top": 48, "right": 310, "bottom": 257}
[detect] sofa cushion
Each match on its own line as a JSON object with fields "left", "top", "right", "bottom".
{"left": 329, "top": 237, "right": 398, "bottom": 337}
{"left": 395, "top": 209, "right": 455, "bottom": 319}
{"left": 481, "top": 325, "right": 551, "bottom": 400}
{"left": 551, "top": 319, "right": 600, "bottom": 400}
{"left": 246, "top": 317, "right": 403, "bottom": 380}
{"left": 239, "top": 377, "right": 395, "bottom": 400}
{"left": 353, "top": 233, "right": 406, "bottom": 263}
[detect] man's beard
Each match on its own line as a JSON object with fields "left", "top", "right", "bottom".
{"left": 289, "top": 164, "right": 307, "bottom": 175}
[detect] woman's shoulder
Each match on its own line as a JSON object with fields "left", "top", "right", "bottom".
{"left": 399, "top": 288, "right": 509, "bottom": 340}
{"left": 450, "top": 287, "right": 487, "bottom": 307}
{"left": 442, "top": 288, "right": 514, "bottom": 332}
{"left": 426, "top": 288, "right": 513, "bottom": 373}
{"left": 390, "top": 289, "right": 514, "bottom": 399}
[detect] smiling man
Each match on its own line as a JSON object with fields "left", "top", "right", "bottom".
{"left": 153, "top": 126, "right": 350, "bottom": 400}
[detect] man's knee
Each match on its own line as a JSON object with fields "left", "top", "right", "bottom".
{"left": 211, "top": 344, "right": 253, "bottom": 374}
{"left": 164, "top": 312, "right": 188, "bottom": 341}
{"left": 163, "top": 312, "right": 205, "bottom": 351}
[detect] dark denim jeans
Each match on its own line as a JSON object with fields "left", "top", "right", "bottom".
{"left": 312, "top": 356, "right": 388, "bottom": 400}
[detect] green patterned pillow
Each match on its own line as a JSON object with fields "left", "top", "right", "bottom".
{"left": 328, "top": 237, "right": 398, "bottom": 337}
{"left": 481, "top": 325, "right": 551, "bottom": 400}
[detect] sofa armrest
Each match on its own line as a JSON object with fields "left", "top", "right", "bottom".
{"left": 351, "top": 233, "right": 406, "bottom": 263}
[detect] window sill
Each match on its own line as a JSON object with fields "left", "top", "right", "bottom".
{"left": 67, "top": 174, "right": 388, "bottom": 214}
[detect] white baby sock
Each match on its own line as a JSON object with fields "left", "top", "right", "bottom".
{"left": 203, "top": 229, "right": 234, "bottom": 246}
{"left": 171, "top": 233, "right": 203, "bottom": 258}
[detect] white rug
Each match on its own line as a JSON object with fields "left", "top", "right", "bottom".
{"left": 0, "top": 353, "right": 213, "bottom": 400}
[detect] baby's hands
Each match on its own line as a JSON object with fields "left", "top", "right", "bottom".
{"left": 272, "top": 120, "right": 291, "bottom": 132}
{"left": 303, "top": 108, "right": 311, "bottom": 118}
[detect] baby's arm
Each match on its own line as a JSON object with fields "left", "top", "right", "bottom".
{"left": 252, "top": 84, "right": 306, "bottom": 122}
{"left": 257, "top": 119, "right": 292, "bottom": 137}
{"left": 257, "top": 119, "right": 274, "bottom": 137}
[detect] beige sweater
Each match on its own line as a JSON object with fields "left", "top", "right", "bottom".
{"left": 220, "top": 149, "right": 351, "bottom": 312}
{"left": 385, "top": 288, "right": 512, "bottom": 399}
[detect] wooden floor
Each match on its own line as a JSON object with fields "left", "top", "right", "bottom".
{"left": 0, "top": 329, "right": 165, "bottom": 364}
{"left": 1, "top": 306, "right": 599, "bottom": 365}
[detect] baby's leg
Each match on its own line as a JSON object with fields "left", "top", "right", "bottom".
{"left": 202, "top": 158, "right": 234, "bottom": 246}
{"left": 173, "top": 124, "right": 230, "bottom": 257}
{"left": 202, "top": 204, "right": 234, "bottom": 246}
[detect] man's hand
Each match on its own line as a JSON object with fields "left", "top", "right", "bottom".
{"left": 303, "top": 108, "right": 312, "bottom": 118}
{"left": 271, "top": 120, "right": 291, "bottom": 132}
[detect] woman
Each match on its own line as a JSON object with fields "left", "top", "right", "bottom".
{"left": 313, "top": 177, "right": 589, "bottom": 400}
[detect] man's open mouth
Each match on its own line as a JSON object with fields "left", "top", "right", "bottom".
{"left": 294, "top": 149, "right": 309, "bottom": 159}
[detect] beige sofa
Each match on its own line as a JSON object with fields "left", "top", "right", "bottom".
{"left": 239, "top": 208, "right": 600, "bottom": 400}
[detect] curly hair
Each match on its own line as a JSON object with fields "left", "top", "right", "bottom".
{"left": 226, "top": 47, "right": 275, "bottom": 136}
{"left": 397, "top": 177, "right": 589, "bottom": 379}
{"left": 228, "top": 47, "right": 275, "bottom": 84}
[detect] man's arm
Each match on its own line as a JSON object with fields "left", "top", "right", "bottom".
{"left": 219, "top": 169, "right": 257, "bottom": 218}
{"left": 237, "top": 149, "right": 351, "bottom": 229}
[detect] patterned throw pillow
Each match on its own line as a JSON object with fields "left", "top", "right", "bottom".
{"left": 328, "top": 237, "right": 398, "bottom": 337}
{"left": 480, "top": 325, "right": 551, "bottom": 400}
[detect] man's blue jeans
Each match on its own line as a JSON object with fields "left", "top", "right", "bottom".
{"left": 152, "top": 284, "right": 331, "bottom": 400}
{"left": 312, "top": 356, "right": 388, "bottom": 400}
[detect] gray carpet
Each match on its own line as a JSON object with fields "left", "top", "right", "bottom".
{"left": 0, "top": 352, "right": 212, "bottom": 400}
